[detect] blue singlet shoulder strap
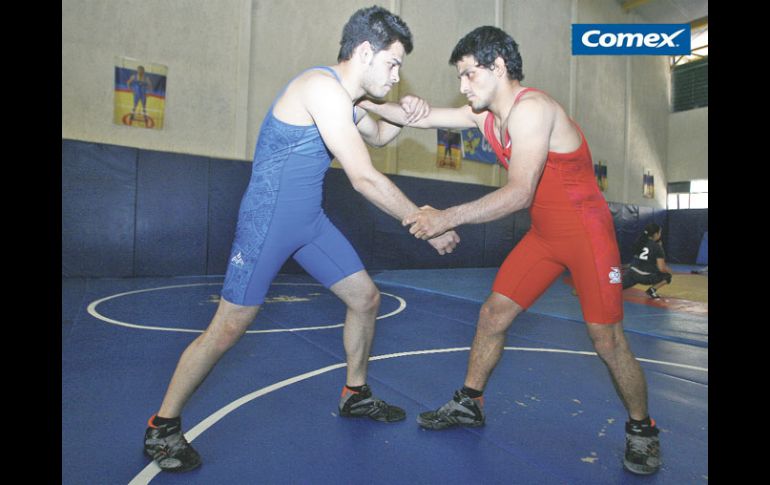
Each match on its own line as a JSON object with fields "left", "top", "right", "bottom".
{"left": 313, "top": 66, "right": 357, "bottom": 123}
{"left": 270, "top": 66, "right": 357, "bottom": 123}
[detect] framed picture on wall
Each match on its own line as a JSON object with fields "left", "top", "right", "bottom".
{"left": 437, "top": 129, "right": 461, "bottom": 169}
{"left": 460, "top": 128, "right": 497, "bottom": 164}
{"left": 594, "top": 160, "right": 608, "bottom": 192}
{"left": 114, "top": 57, "right": 168, "bottom": 130}
{"left": 643, "top": 169, "right": 655, "bottom": 198}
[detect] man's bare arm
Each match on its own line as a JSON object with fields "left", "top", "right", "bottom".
{"left": 354, "top": 95, "right": 430, "bottom": 147}
{"left": 303, "top": 76, "right": 460, "bottom": 253}
{"left": 354, "top": 109, "right": 403, "bottom": 147}
{"left": 358, "top": 98, "right": 479, "bottom": 130}
{"left": 403, "top": 97, "right": 553, "bottom": 239}
{"left": 304, "top": 78, "right": 416, "bottom": 219}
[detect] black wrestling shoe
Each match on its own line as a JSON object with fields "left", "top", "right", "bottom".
{"left": 646, "top": 287, "right": 661, "bottom": 299}
{"left": 416, "top": 389, "right": 485, "bottom": 430}
{"left": 338, "top": 384, "right": 406, "bottom": 422}
{"left": 623, "top": 418, "right": 661, "bottom": 475}
{"left": 143, "top": 415, "right": 202, "bottom": 472}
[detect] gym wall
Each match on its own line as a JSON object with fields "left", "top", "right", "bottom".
{"left": 62, "top": 0, "right": 706, "bottom": 207}
{"left": 668, "top": 108, "right": 708, "bottom": 182}
{"left": 62, "top": 1, "right": 707, "bottom": 275}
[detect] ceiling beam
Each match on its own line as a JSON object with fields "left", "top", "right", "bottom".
{"left": 690, "top": 16, "right": 708, "bottom": 30}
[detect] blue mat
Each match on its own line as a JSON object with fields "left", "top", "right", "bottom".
{"left": 62, "top": 271, "right": 707, "bottom": 484}
{"left": 374, "top": 266, "right": 708, "bottom": 347}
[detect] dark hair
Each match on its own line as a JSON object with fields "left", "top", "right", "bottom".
{"left": 337, "top": 6, "right": 413, "bottom": 62}
{"left": 449, "top": 26, "right": 524, "bottom": 81}
{"left": 632, "top": 223, "right": 662, "bottom": 255}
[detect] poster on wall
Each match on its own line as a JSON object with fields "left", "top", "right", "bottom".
{"left": 594, "top": 160, "right": 608, "bottom": 192}
{"left": 437, "top": 129, "right": 461, "bottom": 169}
{"left": 114, "top": 57, "right": 168, "bottom": 129}
{"left": 460, "top": 128, "right": 497, "bottom": 164}
{"left": 643, "top": 169, "right": 655, "bottom": 198}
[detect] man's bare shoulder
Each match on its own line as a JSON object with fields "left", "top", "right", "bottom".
{"left": 507, "top": 91, "right": 555, "bottom": 130}
{"left": 274, "top": 69, "right": 349, "bottom": 123}
{"left": 512, "top": 89, "right": 560, "bottom": 116}
{"left": 511, "top": 89, "right": 580, "bottom": 151}
{"left": 292, "top": 69, "right": 344, "bottom": 96}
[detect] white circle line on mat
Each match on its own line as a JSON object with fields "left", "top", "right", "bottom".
{"left": 128, "top": 346, "right": 706, "bottom": 484}
{"left": 86, "top": 282, "right": 406, "bottom": 333}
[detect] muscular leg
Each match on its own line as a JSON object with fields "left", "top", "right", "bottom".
{"left": 586, "top": 321, "right": 648, "bottom": 420}
{"left": 464, "top": 292, "right": 525, "bottom": 391}
{"left": 415, "top": 291, "right": 523, "bottom": 430}
{"left": 329, "top": 270, "right": 381, "bottom": 387}
{"left": 157, "top": 299, "right": 260, "bottom": 418}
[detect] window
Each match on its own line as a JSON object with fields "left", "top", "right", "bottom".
{"left": 690, "top": 192, "right": 708, "bottom": 209}
{"left": 672, "top": 58, "right": 708, "bottom": 112}
{"left": 671, "top": 23, "right": 708, "bottom": 112}
{"left": 667, "top": 179, "right": 707, "bottom": 209}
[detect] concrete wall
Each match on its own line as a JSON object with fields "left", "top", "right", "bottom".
{"left": 668, "top": 107, "right": 708, "bottom": 182}
{"left": 62, "top": 0, "right": 708, "bottom": 208}
{"left": 62, "top": 0, "right": 253, "bottom": 160}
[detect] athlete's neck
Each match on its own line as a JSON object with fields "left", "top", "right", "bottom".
{"left": 329, "top": 62, "right": 366, "bottom": 102}
{"left": 489, "top": 82, "right": 528, "bottom": 127}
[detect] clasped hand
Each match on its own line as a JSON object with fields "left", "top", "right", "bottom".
{"left": 399, "top": 94, "right": 430, "bottom": 125}
{"left": 396, "top": 98, "right": 459, "bottom": 254}
{"left": 404, "top": 205, "right": 454, "bottom": 240}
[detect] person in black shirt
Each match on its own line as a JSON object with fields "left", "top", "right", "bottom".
{"left": 622, "top": 223, "right": 673, "bottom": 299}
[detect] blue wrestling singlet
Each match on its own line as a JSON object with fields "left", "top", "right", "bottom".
{"left": 221, "top": 67, "right": 365, "bottom": 306}
{"left": 131, "top": 75, "right": 148, "bottom": 107}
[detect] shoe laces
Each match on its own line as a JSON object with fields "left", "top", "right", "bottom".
{"left": 435, "top": 400, "right": 457, "bottom": 416}
{"left": 627, "top": 432, "right": 659, "bottom": 456}
{"left": 370, "top": 398, "right": 386, "bottom": 411}
{"left": 361, "top": 397, "right": 387, "bottom": 416}
{"left": 437, "top": 392, "right": 475, "bottom": 415}
{"left": 158, "top": 429, "right": 192, "bottom": 456}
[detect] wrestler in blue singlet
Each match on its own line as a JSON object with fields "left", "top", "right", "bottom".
{"left": 221, "top": 67, "right": 365, "bottom": 306}
{"left": 130, "top": 72, "right": 149, "bottom": 109}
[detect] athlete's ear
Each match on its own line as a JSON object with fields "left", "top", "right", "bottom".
{"left": 355, "top": 41, "right": 374, "bottom": 64}
{"left": 493, "top": 57, "right": 507, "bottom": 78}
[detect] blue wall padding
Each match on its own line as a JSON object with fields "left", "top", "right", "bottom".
{"left": 696, "top": 231, "right": 708, "bottom": 265}
{"left": 62, "top": 141, "right": 137, "bottom": 277}
{"left": 482, "top": 213, "right": 517, "bottom": 267}
{"left": 320, "top": 168, "right": 378, "bottom": 269}
{"left": 320, "top": 169, "right": 512, "bottom": 269}
{"left": 666, "top": 209, "right": 708, "bottom": 264}
{"left": 134, "top": 150, "right": 210, "bottom": 275}
{"left": 64, "top": 139, "right": 707, "bottom": 276}
{"left": 608, "top": 203, "right": 667, "bottom": 264}
{"left": 369, "top": 175, "right": 491, "bottom": 268}
{"left": 206, "top": 160, "right": 252, "bottom": 275}
{"left": 611, "top": 202, "right": 640, "bottom": 263}
{"left": 510, "top": 210, "right": 531, "bottom": 253}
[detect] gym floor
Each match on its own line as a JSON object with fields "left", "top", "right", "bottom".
{"left": 62, "top": 265, "right": 707, "bottom": 484}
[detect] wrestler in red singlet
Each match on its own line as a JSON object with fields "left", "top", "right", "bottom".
{"left": 485, "top": 88, "right": 623, "bottom": 324}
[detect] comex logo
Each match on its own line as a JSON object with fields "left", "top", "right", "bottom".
{"left": 582, "top": 28, "right": 685, "bottom": 48}
{"left": 572, "top": 24, "right": 691, "bottom": 55}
